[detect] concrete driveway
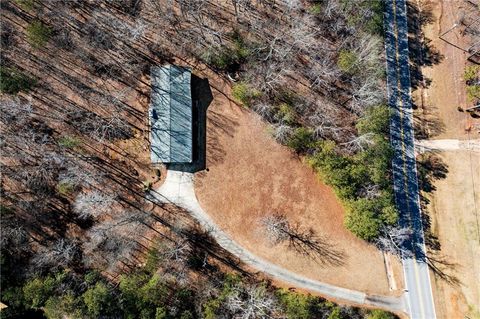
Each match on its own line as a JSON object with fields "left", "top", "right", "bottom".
{"left": 152, "top": 169, "right": 405, "bottom": 313}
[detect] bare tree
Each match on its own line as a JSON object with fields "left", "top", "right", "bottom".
{"left": 32, "top": 239, "right": 79, "bottom": 269}
{"left": 309, "top": 110, "right": 346, "bottom": 141}
{"left": 58, "top": 161, "right": 103, "bottom": 188}
{"left": 0, "top": 209, "right": 30, "bottom": 253}
{"left": 159, "top": 239, "right": 192, "bottom": 286}
{"left": 340, "top": 132, "right": 376, "bottom": 153}
{"left": 357, "top": 184, "right": 381, "bottom": 199}
{"left": 260, "top": 213, "right": 290, "bottom": 245}
{"left": 82, "top": 209, "right": 149, "bottom": 271}
{"left": 272, "top": 124, "right": 293, "bottom": 144}
{"left": 73, "top": 190, "right": 117, "bottom": 219}
{"left": 260, "top": 213, "right": 344, "bottom": 265}
{"left": 66, "top": 109, "right": 132, "bottom": 142}
{"left": 21, "top": 152, "right": 66, "bottom": 195}
{"left": 376, "top": 226, "right": 413, "bottom": 258}
{"left": 0, "top": 97, "right": 33, "bottom": 125}
{"left": 226, "top": 283, "right": 279, "bottom": 319}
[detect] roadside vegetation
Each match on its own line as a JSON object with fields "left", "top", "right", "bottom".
{"left": 464, "top": 65, "right": 480, "bottom": 103}
{"left": 2, "top": 235, "right": 396, "bottom": 319}
{"left": 1, "top": 0, "right": 399, "bottom": 317}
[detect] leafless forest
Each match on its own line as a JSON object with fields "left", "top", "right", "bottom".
{"left": 1, "top": 0, "right": 397, "bottom": 318}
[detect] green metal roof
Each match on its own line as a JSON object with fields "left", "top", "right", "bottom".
{"left": 150, "top": 65, "right": 192, "bottom": 163}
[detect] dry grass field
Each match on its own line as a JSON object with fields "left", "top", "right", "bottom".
{"left": 412, "top": 0, "right": 480, "bottom": 317}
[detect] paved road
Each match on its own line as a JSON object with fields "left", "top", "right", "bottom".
{"left": 384, "top": 0, "right": 437, "bottom": 318}
{"left": 152, "top": 169, "right": 405, "bottom": 313}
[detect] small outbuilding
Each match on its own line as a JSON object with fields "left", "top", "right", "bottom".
{"left": 149, "top": 65, "right": 193, "bottom": 163}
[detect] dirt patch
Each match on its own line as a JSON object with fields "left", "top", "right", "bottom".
{"left": 412, "top": 0, "right": 480, "bottom": 317}
{"left": 413, "top": 0, "right": 480, "bottom": 139}
{"left": 191, "top": 66, "right": 403, "bottom": 295}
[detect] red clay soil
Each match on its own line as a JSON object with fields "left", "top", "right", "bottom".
{"left": 191, "top": 65, "right": 403, "bottom": 295}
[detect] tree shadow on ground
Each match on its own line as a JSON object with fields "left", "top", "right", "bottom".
{"left": 420, "top": 250, "right": 460, "bottom": 286}
{"left": 182, "top": 224, "right": 252, "bottom": 277}
{"left": 417, "top": 153, "right": 448, "bottom": 198}
{"left": 413, "top": 106, "right": 446, "bottom": 139}
{"left": 417, "top": 153, "right": 448, "bottom": 249}
{"left": 284, "top": 224, "right": 346, "bottom": 267}
{"left": 407, "top": 2, "right": 444, "bottom": 91}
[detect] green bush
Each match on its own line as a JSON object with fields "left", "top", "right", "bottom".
{"left": 367, "top": 309, "right": 397, "bottom": 319}
{"left": 119, "top": 272, "right": 169, "bottom": 318}
{"left": 23, "top": 276, "right": 57, "bottom": 308}
{"left": 84, "top": 271, "right": 101, "bottom": 286}
{"left": 464, "top": 65, "right": 480, "bottom": 102}
{"left": 203, "top": 274, "right": 242, "bottom": 319}
{"left": 0, "top": 66, "right": 36, "bottom": 94}
{"left": 231, "top": 31, "right": 251, "bottom": 61}
{"left": 306, "top": 105, "right": 397, "bottom": 241}
{"left": 345, "top": 197, "right": 389, "bottom": 240}
{"left": 277, "top": 103, "right": 296, "bottom": 125}
{"left": 180, "top": 310, "right": 194, "bottom": 319}
{"left": 139, "top": 275, "right": 168, "bottom": 305}
{"left": 308, "top": 139, "right": 397, "bottom": 240}
{"left": 276, "top": 289, "right": 312, "bottom": 319}
{"left": 287, "top": 127, "right": 316, "bottom": 153}
{"left": 44, "top": 294, "right": 82, "bottom": 319}
{"left": 26, "top": 20, "right": 51, "bottom": 48}
{"left": 357, "top": 105, "right": 390, "bottom": 136}
{"left": 155, "top": 307, "right": 168, "bottom": 319}
{"left": 205, "top": 49, "right": 235, "bottom": 70}
{"left": 354, "top": 137, "right": 392, "bottom": 187}
{"left": 464, "top": 65, "right": 480, "bottom": 82}
{"left": 309, "top": 3, "right": 322, "bottom": 14}
{"left": 466, "top": 84, "right": 480, "bottom": 102}
{"left": 58, "top": 135, "right": 81, "bottom": 148}
{"left": 276, "top": 289, "right": 348, "bottom": 319}
{"left": 341, "top": 0, "right": 384, "bottom": 35}
{"left": 56, "top": 181, "right": 75, "bottom": 195}
{"left": 337, "top": 50, "right": 358, "bottom": 74}
{"left": 307, "top": 141, "right": 364, "bottom": 200}
{"left": 14, "top": 0, "right": 36, "bottom": 10}
{"left": 144, "top": 246, "right": 161, "bottom": 274}
{"left": 202, "top": 32, "right": 251, "bottom": 70}
{"left": 231, "top": 82, "right": 260, "bottom": 107}
{"left": 364, "top": 0, "right": 385, "bottom": 35}
{"left": 82, "top": 282, "right": 115, "bottom": 317}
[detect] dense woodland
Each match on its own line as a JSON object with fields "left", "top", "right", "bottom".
{"left": 1, "top": 0, "right": 400, "bottom": 318}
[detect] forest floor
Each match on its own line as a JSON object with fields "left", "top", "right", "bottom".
{"left": 188, "top": 61, "right": 404, "bottom": 296}
{"left": 412, "top": 0, "right": 480, "bottom": 317}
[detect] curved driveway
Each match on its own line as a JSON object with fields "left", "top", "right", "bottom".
{"left": 152, "top": 169, "right": 405, "bottom": 313}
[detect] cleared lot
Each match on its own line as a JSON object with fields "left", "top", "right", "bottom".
{"left": 192, "top": 67, "right": 404, "bottom": 295}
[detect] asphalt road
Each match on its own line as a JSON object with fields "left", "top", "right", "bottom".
{"left": 384, "top": 0, "right": 437, "bottom": 318}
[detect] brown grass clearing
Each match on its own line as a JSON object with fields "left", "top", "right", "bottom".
{"left": 412, "top": 0, "right": 480, "bottom": 318}
{"left": 190, "top": 64, "right": 403, "bottom": 296}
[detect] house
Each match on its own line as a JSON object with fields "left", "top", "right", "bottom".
{"left": 149, "top": 65, "right": 193, "bottom": 164}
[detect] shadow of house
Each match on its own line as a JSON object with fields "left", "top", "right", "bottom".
{"left": 169, "top": 75, "right": 213, "bottom": 173}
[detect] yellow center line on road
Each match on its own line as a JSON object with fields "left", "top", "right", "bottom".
{"left": 391, "top": 1, "right": 427, "bottom": 317}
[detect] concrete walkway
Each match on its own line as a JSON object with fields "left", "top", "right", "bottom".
{"left": 416, "top": 139, "right": 480, "bottom": 153}
{"left": 152, "top": 169, "right": 405, "bottom": 313}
